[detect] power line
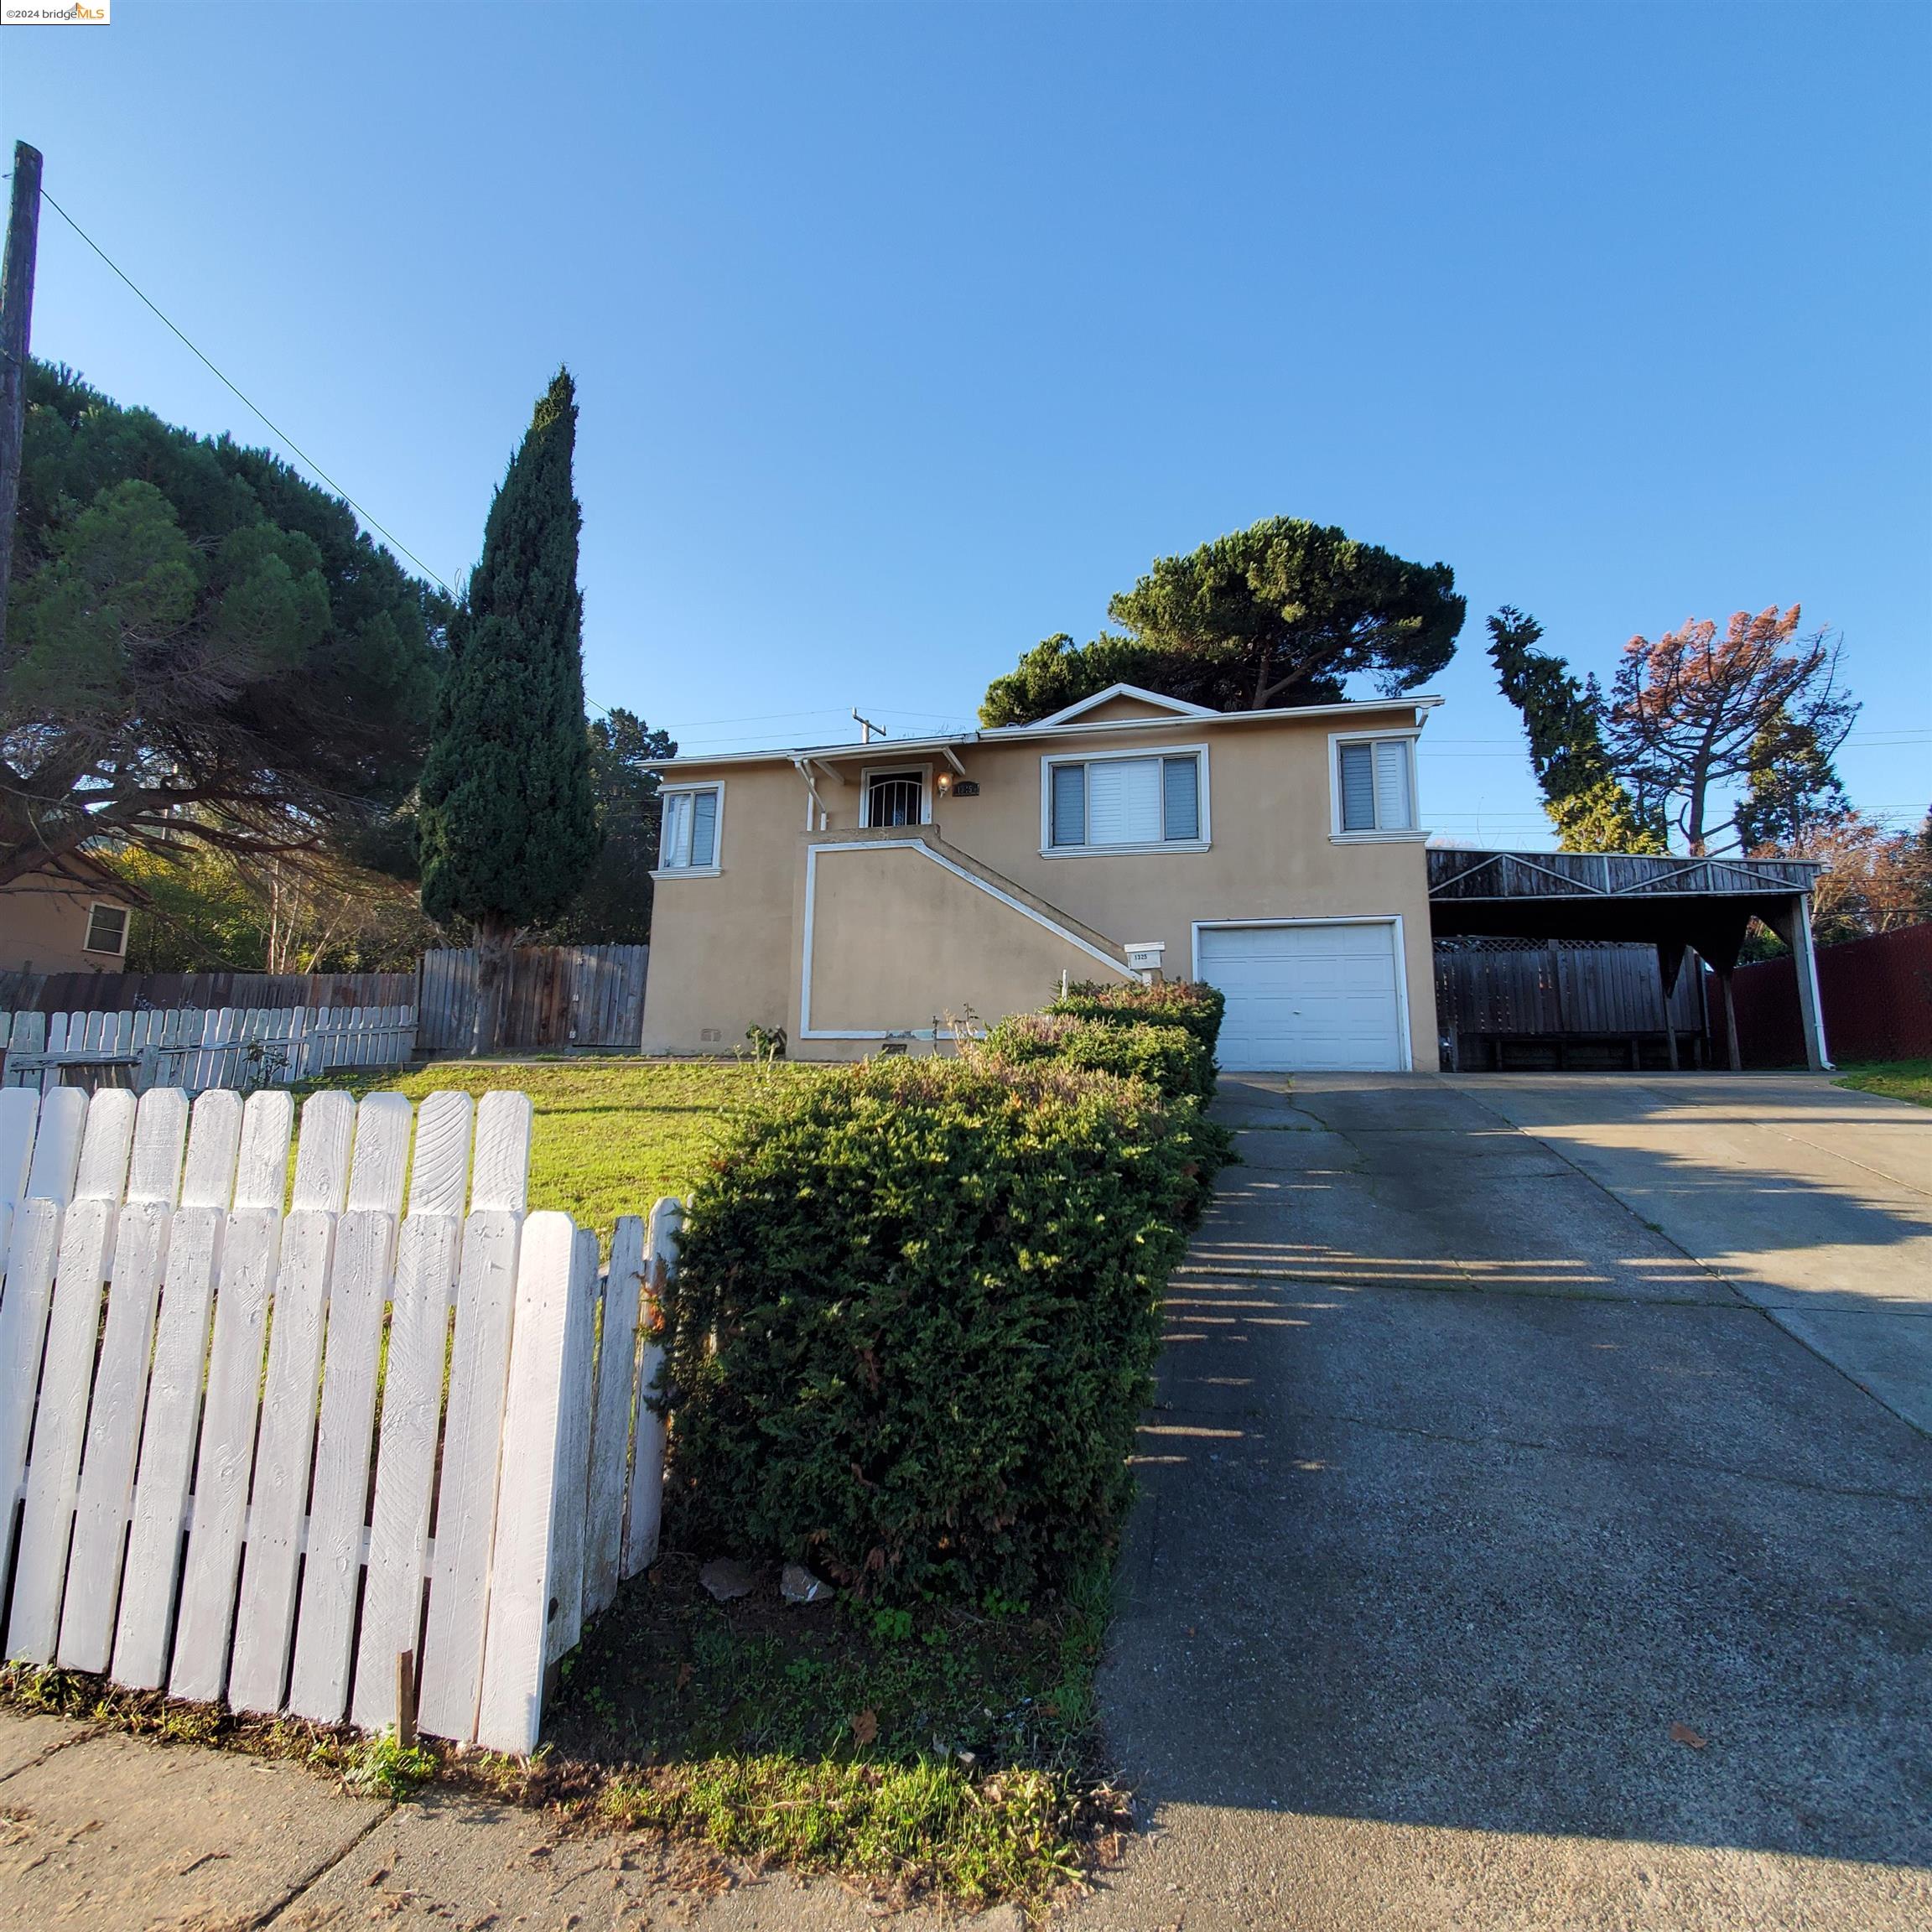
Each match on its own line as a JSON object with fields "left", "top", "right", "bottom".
{"left": 34, "top": 184, "right": 455, "bottom": 596}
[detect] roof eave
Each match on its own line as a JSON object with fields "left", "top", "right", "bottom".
{"left": 646, "top": 693, "right": 1444, "bottom": 771}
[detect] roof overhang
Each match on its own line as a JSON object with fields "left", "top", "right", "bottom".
{"left": 1426, "top": 848, "right": 1825, "bottom": 968}
{"left": 647, "top": 693, "right": 1443, "bottom": 772}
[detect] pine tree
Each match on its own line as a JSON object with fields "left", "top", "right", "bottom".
{"left": 419, "top": 371, "right": 600, "bottom": 1048}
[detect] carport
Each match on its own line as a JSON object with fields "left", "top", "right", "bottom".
{"left": 1426, "top": 849, "right": 1830, "bottom": 1071}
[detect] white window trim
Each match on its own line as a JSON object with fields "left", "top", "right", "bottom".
{"left": 1191, "top": 914, "right": 1415, "bottom": 1072}
{"left": 1038, "top": 742, "right": 1211, "bottom": 857}
{"left": 859, "top": 761, "right": 933, "bottom": 828}
{"left": 799, "top": 839, "right": 1135, "bottom": 1038}
{"left": 1327, "top": 729, "right": 1425, "bottom": 841}
{"left": 651, "top": 781, "right": 725, "bottom": 879}
{"left": 84, "top": 901, "right": 130, "bottom": 956}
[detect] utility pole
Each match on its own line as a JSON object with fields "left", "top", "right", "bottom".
{"left": 0, "top": 141, "right": 44, "bottom": 650}
{"left": 851, "top": 708, "right": 886, "bottom": 744}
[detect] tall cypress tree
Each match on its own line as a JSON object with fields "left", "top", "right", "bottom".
{"left": 420, "top": 371, "right": 600, "bottom": 1047}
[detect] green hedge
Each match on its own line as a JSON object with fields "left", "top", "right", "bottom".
{"left": 662, "top": 1056, "right": 1216, "bottom": 1606}
{"left": 981, "top": 1012, "right": 1212, "bottom": 1104}
{"left": 1047, "top": 979, "right": 1226, "bottom": 1060}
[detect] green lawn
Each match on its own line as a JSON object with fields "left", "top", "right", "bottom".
{"left": 1834, "top": 1058, "right": 1932, "bottom": 1108}
{"left": 310, "top": 1057, "right": 819, "bottom": 1236}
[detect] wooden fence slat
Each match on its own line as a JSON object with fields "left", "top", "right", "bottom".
{"left": 23, "top": 1085, "right": 86, "bottom": 1203}
{"left": 179, "top": 1090, "right": 243, "bottom": 1210}
{"left": 475, "top": 1213, "right": 576, "bottom": 1753}
{"left": 347, "top": 1092, "right": 413, "bottom": 1216}
{"left": 123, "top": 1087, "right": 190, "bottom": 1207}
{"left": 8, "top": 1196, "right": 120, "bottom": 1662}
{"left": 407, "top": 1090, "right": 472, "bottom": 1218}
{"left": 167, "top": 1207, "right": 283, "bottom": 1701}
{"left": 233, "top": 1090, "right": 294, "bottom": 1212}
{"left": 0, "top": 1200, "right": 63, "bottom": 1612}
{"left": 0, "top": 1088, "right": 35, "bottom": 1258}
{"left": 74, "top": 1087, "right": 138, "bottom": 1202}
{"left": 584, "top": 1215, "right": 646, "bottom": 1618}
{"left": 226, "top": 1209, "right": 337, "bottom": 1714}
{"left": 285, "top": 1208, "right": 394, "bottom": 1722}
{"left": 416, "top": 1208, "right": 520, "bottom": 1745}
{"left": 291, "top": 1089, "right": 356, "bottom": 1212}
{"left": 110, "top": 1203, "right": 225, "bottom": 1689}
{"left": 59, "top": 1197, "right": 172, "bottom": 1671}
{"left": 351, "top": 1214, "right": 460, "bottom": 1729}
{"left": 543, "top": 1227, "right": 600, "bottom": 1667}
{"left": 470, "top": 1091, "right": 532, "bottom": 1213}
{"left": 624, "top": 1200, "right": 678, "bottom": 1579}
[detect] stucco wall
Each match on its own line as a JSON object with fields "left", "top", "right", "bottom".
{"left": 788, "top": 838, "right": 1132, "bottom": 1052}
{"left": 0, "top": 873, "right": 132, "bottom": 975}
{"left": 638, "top": 704, "right": 1441, "bottom": 1065}
{"left": 639, "top": 761, "right": 803, "bottom": 1053}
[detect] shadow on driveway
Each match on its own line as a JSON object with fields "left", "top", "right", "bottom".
{"left": 1085, "top": 1072, "right": 1932, "bottom": 1929}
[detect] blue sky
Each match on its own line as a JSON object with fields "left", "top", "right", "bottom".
{"left": 7, "top": 1, "right": 1927, "bottom": 846}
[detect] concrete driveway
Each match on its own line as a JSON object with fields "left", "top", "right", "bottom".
{"left": 1078, "top": 1071, "right": 1932, "bottom": 1932}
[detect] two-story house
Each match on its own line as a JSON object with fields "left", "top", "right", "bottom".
{"left": 639, "top": 684, "right": 1441, "bottom": 1071}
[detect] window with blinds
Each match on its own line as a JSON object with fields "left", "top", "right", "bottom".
{"left": 1047, "top": 752, "right": 1205, "bottom": 849}
{"left": 1336, "top": 738, "right": 1417, "bottom": 834}
{"left": 659, "top": 785, "right": 721, "bottom": 870}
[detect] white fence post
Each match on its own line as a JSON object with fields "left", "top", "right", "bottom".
{"left": 624, "top": 1199, "right": 680, "bottom": 1580}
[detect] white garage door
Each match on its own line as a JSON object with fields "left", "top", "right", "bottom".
{"left": 1198, "top": 922, "right": 1407, "bottom": 1072}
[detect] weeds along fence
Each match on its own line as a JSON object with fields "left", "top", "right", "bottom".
{"left": 0, "top": 1084, "right": 678, "bottom": 1754}
{"left": 0, "top": 1006, "right": 416, "bottom": 1093}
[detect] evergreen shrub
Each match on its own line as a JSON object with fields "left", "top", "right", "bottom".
{"left": 662, "top": 1055, "right": 1218, "bottom": 1605}
{"left": 1047, "top": 979, "right": 1227, "bottom": 1060}
{"left": 983, "top": 1012, "right": 1212, "bottom": 1104}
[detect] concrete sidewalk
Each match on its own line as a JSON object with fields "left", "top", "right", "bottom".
{"left": 0, "top": 1705, "right": 944, "bottom": 1930}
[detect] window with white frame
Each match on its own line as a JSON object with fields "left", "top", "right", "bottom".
{"left": 85, "top": 903, "right": 130, "bottom": 955}
{"left": 658, "top": 784, "right": 722, "bottom": 872}
{"left": 1334, "top": 736, "right": 1418, "bottom": 834}
{"left": 1046, "top": 750, "right": 1204, "bottom": 850}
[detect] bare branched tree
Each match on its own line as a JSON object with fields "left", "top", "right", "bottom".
{"left": 1603, "top": 606, "right": 1857, "bottom": 854}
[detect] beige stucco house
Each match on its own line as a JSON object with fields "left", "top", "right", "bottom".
{"left": 0, "top": 852, "right": 137, "bottom": 976}
{"left": 641, "top": 684, "right": 1442, "bottom": 1071}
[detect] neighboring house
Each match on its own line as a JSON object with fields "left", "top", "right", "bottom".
{"left": 0, "top": 851, "right": 138, "bottom": 975}
{"left": 641, "top": 684, "right": 1441, "bottom": 1071}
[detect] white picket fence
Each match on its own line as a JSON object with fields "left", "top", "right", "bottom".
{"left": 0, "top": 1083, "right": 676, "bottom": 1754}
{"left": 0, "top": 1005, "right": 418, "bottom": 1093}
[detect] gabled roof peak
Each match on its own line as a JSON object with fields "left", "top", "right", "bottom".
{"left": 1025, "top": 683, "right": 1220, "bottom": 727}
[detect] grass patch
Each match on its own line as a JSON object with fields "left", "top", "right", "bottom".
{"left": 544, "top": 1551, "right": 1128, "bottom": 1914}
{"left": 1833, "top": 1058, "right": 1932, "bottom": 1108}
{"left": 308, "top": 1057, "right": 820, "bottom": 1238}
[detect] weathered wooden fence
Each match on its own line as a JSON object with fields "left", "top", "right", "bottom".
{"left": 0, "top": 969, "right": 415, "bottom": 1016}
{"left": 0, "top": 1084, "right": 677, "bottom": 1753}
{"left": 1, "top": 948, "right": 647, "bottom": 1060}
{"left": 0, "top": 1006, "right": 418, "bottom": 1093}
{"left": 1434, "top": 937, "right": 1709, "bottom": 1071}
{"left": 417, "top": 945, "right": 648, "bottom": 1054}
